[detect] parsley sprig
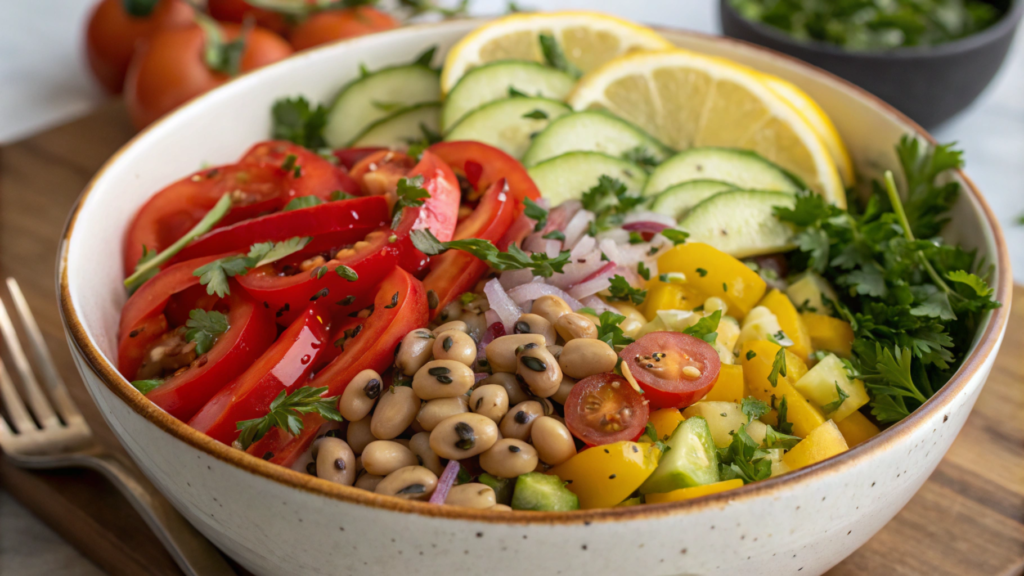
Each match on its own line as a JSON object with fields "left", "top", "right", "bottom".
{"left": 236, "top": 386, "right": 343, "bottom": 450}
{"left": 411, "top": 229, "right": 571, "bottom": 278}
{"left": 682, "top": 310, "right": 721, "bottom": 344}
{"left": 580, "top": 308, "right": 635, "bottom": 348}
{"left": 194, "top": 237, "right": 312, "bottom": 297}
{"left": 271, "top": 96, "right": 328, "bottom": 149}
{"left": 184, "top": 309, "right": 228, "bottom": 355}
{"left": 392, "top": 176, "right": 431, "bottom": 229}
{"left": 607, "top": 275, "right": 646, "bottom": 305}
{"left": 580, "top": 175, "right": 646, "bottom": 231}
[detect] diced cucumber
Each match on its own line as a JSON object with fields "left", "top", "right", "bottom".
{"left": 639, "top": 416, "right": 720, "bottom": 494}
{"left": 643, "top": 148, "right": 804, "bottom": 196}
{"left": 650, "top": 180, "right": 738, "bottom": 221}
{"left": 325, "top": 65, "right": 440, "bottom": 147}
{"left": 737, "top": 306, "right": 783, "bottom": 350}
{"left": 526, "top": 151, "right": 647, "bottom": 206}
{"left": 792, "top": 354, "right": 869, "bottom": 422}
{"left": 522, "top": 111, "right": 673, "bottom": 167}
{"left": 444, "top": 97, "right": 571, "bottom": 160}
{"left": 441, "top": 60, "right": 576, "bottom": 132}
{"left": 348, "top": 103, "right": 441, "bottom": 148}
{"left": 478, "top": 472, "right": 514, "bottom": 506}
{"left": 682, "top": 402, "right": 757, "bottom": 449}
{"left": 679, "top": 190, "right": 797, "bottom": 258}
{"left": 511, "top": 472, "right": 579, "bottom": 511}
{"left": 786, "top": 272, "right": 839, "bottom": 315}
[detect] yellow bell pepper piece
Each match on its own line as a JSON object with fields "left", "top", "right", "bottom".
{"left": 645, "top": 479, "right": 745, "bottom": 504}
{"left": 758, "top": 290, "right": 812, "bottom": 361}
{"left": 781, "top": 420, "right": 849, "bottom": 470}
{"left": 648, "top": 408, "right": 685, "bottom": 440}
{"left": 643, "top": 279, "right": 703, "bottom": 320}
{"left": 549, "top": 441, "right": 661, "bottom": 510}
{"left": 801, "top": 312, "right": 854, "bottom": 358}
{"left": 656, "top": 242, "right": 767, "bottom": 320}
{"left": 740, "top": 340, "right": 824, "bottom": 438}
{"left": 835, "top": 410, "right": 881, "bottom": 447}
{"left": 702, "top": 364, "right": 745, "bottom": 403}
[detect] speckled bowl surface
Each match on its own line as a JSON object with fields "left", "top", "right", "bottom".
{"left": 59, "top": 19, "right": 1011, "bottom": 576}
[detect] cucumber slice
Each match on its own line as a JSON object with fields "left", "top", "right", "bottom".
{"left": 644, "top": 148, "right": 803, "bottom": 196}
{"left": 679, "top": 190, "right": 797, "bottom": 258}
{"left": 639, "top": 416, "right": 719, "bottom": 494}
{"left": 442, "top": 60, "right": 576, "bottom": 132}
{"left": 786, "top": 272, "right": 839, "bottom": 316}
{"left": 478, "top": 472, "right": 514, "bottom": 506}
{"left": 349, "top": 103, "right": 441, "bottom": 148}
{"left": 650, "top": 180, "right": 737, "bottom": 220}
{"left": 511, "top": 472, "right": 579, "bottom": 511}
{"left": 527, "top": 152, "right": 647, "bottom": 206}
{"left": 792, "top": 354, "right": 870, "bottom": 423}
{"left": 522, "top": 111, "right": 673, "bottom": 167}
{"left": 444, "top": 97, "right": 571, "bottom": 160}
{"left": 324, "top": 65, "right": 440, "bottom": 147}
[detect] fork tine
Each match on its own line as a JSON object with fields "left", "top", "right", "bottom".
{"left": 0, "top": 293, "right": 60, "bottom": 428}
{"left": 5, "top": 278, "right": 84, "bottom": 422}
{"left": 0, "top": 360, "right": 36, "bottom": 433}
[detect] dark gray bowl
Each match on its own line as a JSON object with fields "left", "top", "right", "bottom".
{"left": 719, "top": 0, "right": 1024, "bottom": 128}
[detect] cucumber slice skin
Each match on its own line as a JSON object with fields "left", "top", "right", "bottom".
{"left": 325, "top": 65, "right": 440, "bottom": 148}
{"left": 643, "top": 147, "right": 804, "bottom": 196}
{"left": 527, "top": 151, "right": 647, "bottom": 206}
{"left": 511, "top": 472, "right": 580, "bottom": 511}
{"left": 650, "top": 180, "right": 738, "bottom": 221}
{"left": 478, "top": 472, "right": 514, "bottom": 506}
{"left": 522, "top": 110, "right": 673, "bottom": 167}
{"left": 444, "top": 97, "right": 571, "bottom": 160}
{"left": 349, "top": 103, "right": 441, "bottom": 148}
{"left": 639, "top": 416, "right": 720, "bottom": 495}
{"left": 680, "top": 190, "right": 798, "bottom": 259}
{"left": 442, "top": 60, "right": 576, "bottom": 132}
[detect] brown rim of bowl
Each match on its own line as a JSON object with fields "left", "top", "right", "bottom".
{"left": 57, "top": 19, "right": 1012, "bottom": 525}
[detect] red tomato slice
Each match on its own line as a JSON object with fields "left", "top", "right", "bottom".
{"left": 145, "top": 285, "right": 277, "bottom": 421}
{"left": 427, "top": 141, "right": 541, "bottom": 204}
{"left": 621, "top": 332, "right": 721, "bottom": 410}
{"left": 333, "top": 146, "right": 386, "bottom": 170}
{"left": 239, "top": 140, "right": 359, "bottom": 201}
{"left": 170, "top": 196, "right": 388, "bottom": 263}
{"left": 188, "top": 302, "right": 332, "bottom": 445}
{"left": 422, "top": 177, "right": 517, "bottom": 320}
{"left": 564, "top": 373, "right": 650, "bottom": 446}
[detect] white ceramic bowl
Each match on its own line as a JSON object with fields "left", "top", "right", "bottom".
{"left": 59, "top": 19, "right": 1012, "bottom": 576}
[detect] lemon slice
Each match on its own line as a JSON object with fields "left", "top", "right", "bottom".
{"left": 568, "top": 50, "right": 845, "bottom": 206}
{"left": 441, "top": 11, "right": 674, "bottom": 94}
{"left": 760, "top": 74, "right": 855, "bottom": 186}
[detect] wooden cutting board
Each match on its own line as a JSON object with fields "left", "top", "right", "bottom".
{"left": 1, "top": 102, "right": 1022, "bottom": 576}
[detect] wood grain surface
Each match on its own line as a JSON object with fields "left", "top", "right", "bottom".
{"left": 1, "top": 103, "right": 1022, "bottom": 576}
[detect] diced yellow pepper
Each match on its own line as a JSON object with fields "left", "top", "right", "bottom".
{"left": 702, "top": 364, "right": 745, "bottom": 403}
{"left": 835, "top": 410, "right": 881, "bottom": 447}
{"left": 645, "top": 479, "right": 745, "bottom": 503}
{"left": 740, "top": 340, "right": 823, "bottom": 438}
{"left": 643, "top": 279, "right": 703, "bottom": 320}
{"left": 801, "top": 312, "right": 854, "bottom": 358}
{"left": 781, "top": 420, "right": 849, "bottom": 470}
{"left": 549, "top": 442, "right": 661, "bottom": 510}
{"left": 656, "top": 242, "right": 767, "bottom": 320}
{"left": 758, "top": 290, "right": 813, "bottom": 362}
{"left": 648, "top": 408, "right": 685, "bottom": 440}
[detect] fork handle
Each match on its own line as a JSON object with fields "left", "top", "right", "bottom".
{"left": 76, "top": 452, "right": 236, "bottom": 576}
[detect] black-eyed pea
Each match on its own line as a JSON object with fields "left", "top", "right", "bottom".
{"left": 432, "top": 320, "right": 468, "bottom": 336}
{"left": 346, "top": 417, "right": 377, "bottom": 455}
{"left": 531, "top": 294, "right": 573, "bottom": 325}
{"left": 445, "top": 483, "right": 496, "bottom": 509}
{"left": 484, "top": 334, "right": 545, "bottom": 373}
{"left": 490, "top": 504, "right": 513, "bottom": 512}
{"left": 338, "top": 369, "right": 383, "bottom": 421}
{"left": 416, "top": 396, "right": 469, "bottom": 431}
{"left": 432, "top": 330, "right": 477, "bottom": 367}
{"left": 530, "top": 416, "right": 577, "bottom": 466}
{"left": 550, "top": 376, "right": 576, "bottom": 405}
{"left": 499, "top": 400, "right": 543, "bottom": 441}
{"left": 375, "top": 466, "right": 438, "bottom": 500}
{"left": 558, "top": 338, "right": 618, "bottom": 379}
{"left": 554, "top": 312, "right": 598, "bottom": 341}
{"left": 480, "top": 372, "right": 531, "bottom": 406}
{"left": 361, "top": 440, "right": 419, "bottom": 476}
{"left": 354, "top": 473, "right": 383, "bottom": 491}
{"left": 547, "top": 344, "right": 563, "bottom": 359}
{"left": 516, "top": 346, "right": 561, "bottom": 398}
{"left": 469, "top": 384, "right": 509, "bottom": 423}
{"left": 370, "top": 385, "right": 419, "bottom": 440}
{"left": 395, "top": 329, "right": 435, "bottom": 376}
{"left": 460, "top": 311, "right": 486, "bottom": 343}
{"left": 314, "top": 437, "right": 356, "bottom": 485}
{"left": 412, "top": 360, "right": 475, "bottom": 400}
{"left": 429, "top": 413, "right": 499, "bottom": 459}
{"left": 436, "top": 300, "right": 464, "bottom": 324}
{"left": 479, "top": 439, "right": 538, "bottom": 478}
{"left": 513, "top": 313, "right": 557, "bottom": 346}
{"left": 409, "top": 431, "right": 444, "bottom": 476}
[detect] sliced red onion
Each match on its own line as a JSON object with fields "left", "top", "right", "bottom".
{"left": 599, "top": 238, "right": 622, "bottom": 264}
{"left": 562, "top": 209, "right": 595, "bottom": 249}
{"left": 474, "top": 372, "right": 490, "bottom": 384}
{"left": 484, "top": 309, "right": 501, "bottom": 330}
{"left": 570, "top": 234, "right": 596, "bottom": 259}
{"left": 507, "top": 282, "right": 584, "bottom": 311}
{"left": 429, "top": 459, "right": 462, "bottom": 504}
{"left": 484, "top": 279, "right": 522, "bottom": 333}
{"left": 622, "top": 221, "right": 670, "bottom": 234}
{"left": 548, "top": 255, "right": 605, "bottom": 289}
{"left": 577, "top": 261, "right": 616, "bottom": 285}
{"left": 499, "top": 268, "right": 534, "bottom": 290}
{"left": 498, "top": 212, "right": 535, "bottom": 250}
{"left": 522, "top": 232, "right": 546, "bottom": 254}
{"left": 477, "top": 320, "right": 505, "bottom": 362}
{"left": 568, "top": 276, "right": 611, "bottom": 300}
{"left": 544, "top": 239, "right": 562, "bottom": 258}
{"left": 624, "top": 211, "right": 677, "bottom": 228}
{"left": 580, "top": 295, "right": 618, "bottom": 314}
{"left": 541, "top": 200, "right": 581, "bottom": 235}
{"left": 616, "top": 243, "right": 660, "bottom": 267}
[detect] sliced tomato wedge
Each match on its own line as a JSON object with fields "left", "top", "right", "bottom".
{"left": 621, "top": 331, "right": 721, "bottom": 410}
{"left": 145, "top": 285, "right": 277, "bottom": 421}
{"left": 239, "top": 140, "right": 359, "bottom": 201}
{"left": 564, "top": 373, "right": 650, "bottom": 446}
{"left": 333, "top": 146, "right": 386, "bottom": 170}
{"left": 188, "top": 302, "right": 332, "bottom": 445}
{"left": 427, "top": 141, "right": 541, "bottom": 204}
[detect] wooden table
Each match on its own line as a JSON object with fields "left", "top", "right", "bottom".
{"left": 1, "top": 103, "right": 1023, "bottom": 576}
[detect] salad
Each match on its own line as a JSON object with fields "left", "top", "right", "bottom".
{"left": 115, "top": 12, "right": 999, "bottom": 511}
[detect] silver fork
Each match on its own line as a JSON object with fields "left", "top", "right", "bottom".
{"left": 0, "top": 278, "right": 234, "bottom": 576}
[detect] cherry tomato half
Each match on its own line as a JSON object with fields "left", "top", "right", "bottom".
{"left": 564, "top": 373, "right": 649, "bottom": 447}
{"left": 621, "top": 331, "right": 721, "bottom": 410}
{"left": 206, "top": 0, "right": 290, "bottom": 35}
{"left": 427, "top": 141, "right": 541, "bottom": 205}
{"left": 288, "top": 7, "right": 398, "bottom": 52}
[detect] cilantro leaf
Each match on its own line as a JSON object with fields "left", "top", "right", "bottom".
{"left": 271, "top": 96, "right": 328, "bottom": 149}
{"left": 821, "top": 383, "right": 850, "bottom": 414}
{"left": 764, "top": 425, "right": 801, "bottom": 450}
{"left": 236, "top": 386, "right": 343, "bottom": 450}
{"left": 282, "top": 195, "right": 324, "bottom": 212}
{"left": 410, "top": 229, "right": 571, "bottom": 278}
{"left": 193, "top": 237, "right": 311, "bottom": 297}
{"left": 522, "top": 109, "right": 549, "bottom": 120}
{"left": 718, "top": 428, "right": 772, "bottom": 484}
{"left": 768, "top": 347, "right": 787, "bottom": 388}
{"left": 682, "top": 310, "right": 721, "bottom": 344}
{"left": 580, "top": 175, "right": 645, "bottom": 231}
{"left": 775, "top": 395, "right": 794, "bottom": 435}
{"left": 660, "top": 228, "right": 689, "bottom": 246}
{"left": 621, "top": 145, "right": 660, "bottom": 172}
{"left": 392, "top": 175, "right": 431, "bottom": 229}
{"left": 593, "top": 311, "right": 635, "bottom": 348}
{"left": 131, "top": 379, "right": 162, "bottom": 394}
{"left": 524, "top": 197, "right": 548, "bottom": 231}
{"left": 184, "top": 309, "right": 229, "bottom": 355}
{"left": 606, "top": 274, "right": 646, "bottom": 305}
{"left": 740, "top": 396, "right": 769, "bottom": 423}
{"left": 538, "top": 33, "right": 582, "bottom": 78}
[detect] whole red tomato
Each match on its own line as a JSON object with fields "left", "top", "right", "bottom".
{"left": 206, "top": 0, "right": 290, "bottom": 35}
{"left": 289, "top": 6, "right": 398, "bottom": 51}
{"left": 124, "top": 21, "right": 293, "bottom": 129}
{"left": 85, "top": 0, "right": 195, "bottom": 94}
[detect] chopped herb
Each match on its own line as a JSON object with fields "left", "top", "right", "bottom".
{"left": 538, "top": 33, "right": 582, "bottom": 78}
{"left": 822, "top": 382, "right": 851, "bottom": 414}
{"left": 131, "top": 379, "right": 162, "bottom": 394}
{"left": 593, "top": 311, "right": 635, "bottom": 348}
{"left": 628, "top": 231, "right": 645, "bottom": 244}
{"left": 184, "top": 309, "right": 229, "bottom": 355}
{"left": 746, "top": 350, "right": 757, "bottom": 361}
{"left": 330, "top": 190, "right": 357, "bottom": 201}
{"left": 522, "top": 109, "right": 549, "bottom": 120}
{"left": 696, "top": 267, "right": 708, "bottom": 277}
{"left": 606, "top": 274, "right": 646, "bottom": 306}
{"left": 637, "top": 261, "right": 651, "bottom": 281}
{"left": 336, "top": 265, "right": 358, "bottom": 282}
{"left": 543, "top": 230, "right": 566, "bottom": 241}
{"left": 682, "top": 310, "right": 721, "bottom": 344}
{"left": 767, "top": 347, "right": 787, "bottom": 388}
{"left": 660, "top": 228, "right": 689, "bottom": 246}
{"left": 236, "top": 386, "right": 343, "bottom": 450}
{"left": 740, "top": 396, "right": 770, "bottom": 423}
{"left": 193, "top": 237, "right": 312, "bottom": 297}
{"left": 508, "top": 86, "right": 528, "bottom": 98}
{"left": 621, "top": 145, "right": 660, "bottom": 172}
{"left": 410, "top": 229, "right": 571, "bottom": 278}
{"left": 524, "top": 197, "right": 548, "bottom": 231}
{"left": 764, "top": 425, "right": 801, "bottom": 450}
{"left": 270, "top": 96, "right": 328, "bottom": 149}
{"left": 392, "top": 175, "right": 431, "bottom": 229}
{"left": 371, "top": 100, "right": 405, "bottom": 113}
{"left": 283, "top": 196, "right": 324, "bottom": 212}
{"left": 775, "top": 395, "right": 794, "bottom": 435}
{"left": 580, "top": 175, "right": 645, "bottom": 231}
{"left": 412, "top": 45, "right": 437, "bottom": 67}
{"left": 718, "top": 427, "right": 772, "bottom": 484}
{"left": 384, "top": 292, "right": 400, "bottom": 309}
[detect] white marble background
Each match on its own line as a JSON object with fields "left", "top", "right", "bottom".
{"left": 0, "top": 0, "right": 1021, "bottom": 573}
